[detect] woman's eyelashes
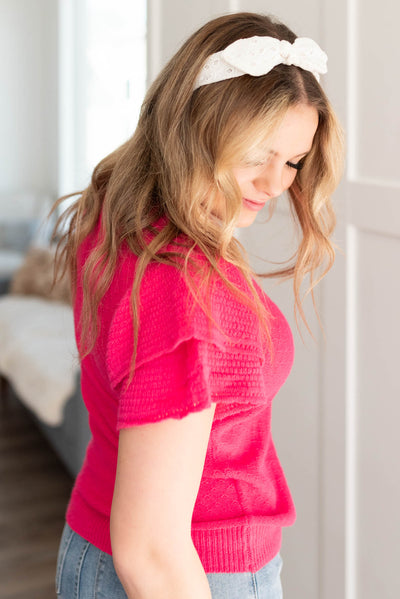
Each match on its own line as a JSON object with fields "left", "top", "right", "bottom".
{"left": 286, "top": 159, "right": 305, "bottom": 171}
{"left": 242, "top": 157, "right": 306, "bottom": 170}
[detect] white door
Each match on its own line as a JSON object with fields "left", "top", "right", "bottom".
{"left": 321, "top": 1, "right": 400, "bottom": 598}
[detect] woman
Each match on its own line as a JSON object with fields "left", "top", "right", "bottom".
{"left": 54, "top": 11, "right": 344, "bottom": 599}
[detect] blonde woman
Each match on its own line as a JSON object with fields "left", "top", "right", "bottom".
{"left": 54, "top": 11, "right": 344, "bottom": 599}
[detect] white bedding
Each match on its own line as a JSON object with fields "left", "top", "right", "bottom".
{"left": 0, "top": 295, "right": 80, "bottom": 426}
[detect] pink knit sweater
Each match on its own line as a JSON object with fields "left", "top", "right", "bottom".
{"left": 66, "top": 220, "right": 296, "bottom": 573}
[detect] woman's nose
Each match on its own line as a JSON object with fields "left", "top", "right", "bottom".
{"left": 255, "top": 163, "right": 284, "bottom": 198}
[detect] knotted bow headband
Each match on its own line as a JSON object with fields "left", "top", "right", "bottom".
{"left": 193, "top": 36, "right": 328, "bottom": 90}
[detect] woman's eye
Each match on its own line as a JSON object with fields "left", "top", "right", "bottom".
{"left": 286, "top": 159, "right": 305, "bottom": 171}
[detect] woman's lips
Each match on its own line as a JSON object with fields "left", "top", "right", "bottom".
{"left": 242, "top": 198, "right": 267, "bottom": 212}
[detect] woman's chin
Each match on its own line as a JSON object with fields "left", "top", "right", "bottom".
{"left": 235, "top": 209, "right": 259, "bottom": 228}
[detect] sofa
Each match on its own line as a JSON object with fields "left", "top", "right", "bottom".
{"left": 0, "top": 248, "right": 91, "bottom": 477}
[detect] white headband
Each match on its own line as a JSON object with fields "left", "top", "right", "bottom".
{"left": 194, "top": 36, "right": 328, "bottom": 90}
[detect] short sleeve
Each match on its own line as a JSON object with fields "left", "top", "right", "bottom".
{"left": 104, "top": 259, "right": 275, "bottom": 428}
{"left": 116, "top": 337, "right": 213, "bottom": 428}
{"left": 105, "top": 262, "right": 224, "bottom": 428}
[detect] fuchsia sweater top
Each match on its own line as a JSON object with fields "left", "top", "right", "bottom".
{"left": 66, "top": 218, "right": 296, "bottom": 573}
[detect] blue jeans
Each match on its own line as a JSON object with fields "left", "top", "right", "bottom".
{"left": 56, "top": 523, "right": 283, "bottom": 598}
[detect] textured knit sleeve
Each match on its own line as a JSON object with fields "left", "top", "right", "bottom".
{"left": 105, "top": 259, "right": 287, "bottom": 428}
{"left": 105, "top": 262, "right": 225, "bottom": 428}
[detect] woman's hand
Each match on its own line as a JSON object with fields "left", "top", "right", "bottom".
{"left": 110, "top": 404, "right": 216, "bottom": 599}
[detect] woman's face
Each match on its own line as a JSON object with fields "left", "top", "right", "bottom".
{"left": 233, "top": 103, "right": 319, "bottom": 228}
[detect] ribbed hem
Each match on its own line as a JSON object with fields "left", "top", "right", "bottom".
{"left": 192, "top": 520, "right": 282, "bottom": 573}
{"left": 67, "top": 493, "right": 284, "bottom": 574}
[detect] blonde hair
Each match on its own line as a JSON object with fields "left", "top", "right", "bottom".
{"left": 53, "top": 12, "right": 344, "bottom": 365}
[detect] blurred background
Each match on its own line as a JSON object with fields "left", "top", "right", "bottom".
{"left": 0, "top": 1, "right": 399, "bottom": 598}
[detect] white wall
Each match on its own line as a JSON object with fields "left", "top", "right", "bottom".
{"left": 147, "top": 0, "right": 323, "bottom": 81}
{"left": 320, "top": 1, "right": 400, "bottom": 597}
{"left": 0, "top": 0, "right": 59, "bottom": 206}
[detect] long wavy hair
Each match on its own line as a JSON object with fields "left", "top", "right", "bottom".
{"left": 52, "top": 11, "right": 344, "bottom": 365}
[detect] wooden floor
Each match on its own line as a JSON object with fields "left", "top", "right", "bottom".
{"left": 0, "top": 384, "right": 73, "bottom": 599}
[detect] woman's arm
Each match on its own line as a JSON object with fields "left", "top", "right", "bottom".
{"left": 110, "top": 404, "right": 216, "bottom": 599}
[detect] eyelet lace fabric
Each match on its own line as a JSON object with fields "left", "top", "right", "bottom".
{"left": 194, "top": 36, "right": 328, "bottom": 89}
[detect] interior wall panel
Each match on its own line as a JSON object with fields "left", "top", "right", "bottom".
{"left": 321, "top": 0, "right": 400, "bottom": 597}
{"left": 0, "top": 0, "right": 58, "bottom": 195}
{"left": 237, "top": 0, "right": 321, "bottom": 38}
{"left": 356, "top": 1, "right": 400, "bottom": 182}
{"left": 355, "top": 230, "right": 400, "bottom": 599}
